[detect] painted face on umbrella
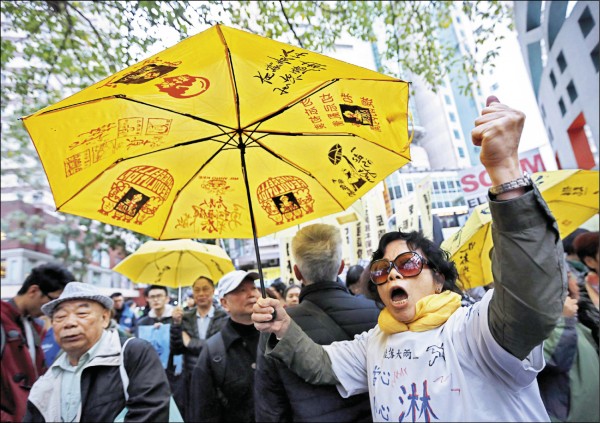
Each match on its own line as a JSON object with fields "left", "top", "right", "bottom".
{"left": 374, "top": 240, "right": 443, "bottom": 323}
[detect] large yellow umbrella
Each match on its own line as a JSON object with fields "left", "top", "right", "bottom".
{"left": 22, "top": 24, "right": 412, "bottom": 295}
{"left": 113, "top": 239, "right": 234, "bottom": 304}
{"left": 442, "top": 169, "right": 599, "bottom": 290}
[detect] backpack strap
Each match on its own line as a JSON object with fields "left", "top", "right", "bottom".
{"left": 119, "top": 337, "right": 136, "bottom": 401}
{"left": 300, "top": 300, "right": 350, "bottom": 342}
{"left": 206, "top": 334, "right": 226, "bottom": 386}
{"left": 0, "top": 322, "right": 5, "bottom": 358}
{"left": 206, "top": 333, "right": 228, "bottom": 407}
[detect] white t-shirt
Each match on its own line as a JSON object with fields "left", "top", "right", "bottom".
{"left": 324, "top": 290, "right": 549, "bottom": 422}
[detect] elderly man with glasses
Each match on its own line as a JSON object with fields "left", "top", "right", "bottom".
{"left": 252, "top": 97, "right": 566, "bottom": 422}
{"left": 1, "top": 263, "right": 74, "bottom": 423}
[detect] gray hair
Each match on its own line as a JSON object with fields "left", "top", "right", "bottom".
{"left": 292, "top": 224, "right": 342, "bottom": 283}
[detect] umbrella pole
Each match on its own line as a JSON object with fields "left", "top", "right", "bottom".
{"left": 239, "top": 141, "right": 268, "bottom": 298}
{"left": 178, "top": 286, "right": 182, "bottom": 307}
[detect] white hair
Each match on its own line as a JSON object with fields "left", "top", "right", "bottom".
{"left": 292, "top": 224, "right": 342, "bottom": 283}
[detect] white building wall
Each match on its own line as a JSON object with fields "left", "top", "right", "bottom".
{"left": 514, "top": 1, "right": 599, "bottom": 169}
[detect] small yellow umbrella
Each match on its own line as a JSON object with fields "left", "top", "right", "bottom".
{"left": 442, "top": 169, "right": 599, "bottom": 290}
{"left": 113, "top": 239, "right": 235, "bottom": 304}
{"left": 22, "top": 24, "right": 412, "bottom": 296}
{"left": 440, "top": 202, "right": 493, "bottom": 290}
{"left": 531, "top": 169, "right": 599, "bottom": 236}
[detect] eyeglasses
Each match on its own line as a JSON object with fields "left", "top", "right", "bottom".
{"left": 369, "top": 251, "right": 432, "bottom": 286}
{"left": 41, "top": 291, "right": 59, "bottom": 301}
{"left": 147, "top": 294, "right": 166, "bottom": 300}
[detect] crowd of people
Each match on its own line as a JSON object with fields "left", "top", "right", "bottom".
{"left": 1, "top": 97, "right": 598, "bottom": 422}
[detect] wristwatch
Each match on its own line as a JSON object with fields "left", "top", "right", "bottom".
{"left": 489, "top": 172, "right": 532, "bottom": 196}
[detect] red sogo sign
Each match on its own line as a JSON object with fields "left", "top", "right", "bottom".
{"left": 459, "top": 149, "right": 547, "bottom": 209}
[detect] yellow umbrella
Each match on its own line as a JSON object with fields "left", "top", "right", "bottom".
{"left": 531, "top": 169, "right": 599, "bottom": 236}
{"left": 440, "top": 202, "right": 493, "bottom": 290}
{"left": 442, "top": 169, "right": 599, "bottom": 290}
{"left": 22, "top": 24, "right": 412, "bottom": 295}
{"left": 113, "top": 239, "right": 235, "bottom": 304}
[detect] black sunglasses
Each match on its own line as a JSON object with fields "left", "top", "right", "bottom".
{"left": 369, "top": 251, "right": 432, "bottom": 286}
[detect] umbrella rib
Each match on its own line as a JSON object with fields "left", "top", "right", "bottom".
{"left": 237, "top": 132, "right": 349, "bottom": 211}
{"left": 118, "top": 96, "right": 237, "bottom": 132}
{"left": 241, "top": 78, "right": 407, "bottom": 130}
{"left": 53, "top": 134, "right": 234, "bottom": 210}
{"left": 215, "top": 24, "right": 242, "bottom": 131}
{"left": 27, "top": 95, "right": 131, "bottom": 116}
{"left": 157, "top": 138, "right": 236, "bottom": 239}
{"left": 242, "top": 79, "right": 339, "bottom": 130}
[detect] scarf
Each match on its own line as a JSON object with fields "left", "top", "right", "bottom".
{"left": 378, "top": 290, "right": 462, "bottom": 335}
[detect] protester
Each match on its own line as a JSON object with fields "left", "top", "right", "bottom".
{"left": 170, "top": 275, "right": 228, "bottom": 420}
{"left": 252, "top": 97, "right": 566, "bottom": 421}
{"left": 1, "top": 263, "right": 74, "bottom": 422}
{"left": 39, "top": 317, "right": 61, "bottom": 366}
{"left": 283, "top": 284, "right": 301, "bottom": 307}
{"left": 183, "top": 291, "right": 195, "bottom": 312}
{"left": 573, "top": 231, "right": 599, "bottom": 309}
{"left": 136, "top": 285, "right": 184, "bottom": 413}
{"left": 188, "top": 270, "right": 261, "bottom": 422}
{"left": 345, "top": 264, "right": 365, "bottom": 296}
{"left": 563, "top": 228, "right": 590, "bottom": 283}
{"left": 537, "top": 273, "right": 599, "bottom": 422}
{"left": 563, "top": 229, "right": 599, "bottom": 346}
{"left": 254, "top": 224, "right": 381, "bottom": 422}
{"left": 110, "top": 292, "right": 137, "bottom": 335}
{"left": 266, "top": 280, "right": 287, "bottom": 308}
{"left": 24, "top": 282, "right": 171, "bottom": 422}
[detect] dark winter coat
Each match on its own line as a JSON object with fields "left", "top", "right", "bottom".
{"left": 170, "top": 305, "right": 228, "bottom": 376}
{"left": 188, "top": 318, "right": 259, "bottom": 422}
{"left": 254, "top": 281, "right": 381, "bottom": 422}
{"left": 1, "top": 300, "right": 46, "bottom": 423}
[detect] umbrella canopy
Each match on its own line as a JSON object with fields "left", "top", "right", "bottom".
{"left": 113, "top": 239, "right": 234, "bottom": 287}
{"left": 22, "top": 24, "right": 412, "bottom": 295}
{"left": 441, "top": 169, "right": 599, "bottom": 290}
{"left": 113, "top": 239, "right": 235, "bottom": 304}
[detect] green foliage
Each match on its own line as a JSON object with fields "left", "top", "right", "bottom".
{"left": 2, "top": 209, "right": 151, "bottom": 281}
{"left": 1, "top": 0, "right": 512, "bottom": 274}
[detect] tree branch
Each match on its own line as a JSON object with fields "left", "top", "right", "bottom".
{"left": 65, "top": 2, "right": 115, "bottom": 71}
{"left": 278, "top": 0, "right": 304, "bottom": 48}
{"left": 45, "top": 11, "right": 73, "bottom": 88}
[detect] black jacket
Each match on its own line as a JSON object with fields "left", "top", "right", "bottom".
{"left": 188, "top": 318, "right": 259, "bottom": 422}
{"left": 24, "top": 331, "right": 170, "bottom": 422}
{"left": 254, "top": 281, "right": 381, "bottom": 422}
{"left": 170, "top": 305, "right": 228, "bottom": 375}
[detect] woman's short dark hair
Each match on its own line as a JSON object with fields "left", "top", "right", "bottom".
{"left": 366, "top": 231, "right": 460, "bottom": 303}
{"left": 573, "top": 231, "right": 599, "bottom": 266}
{"left": 270, "top": 281, "right": 287, "bottom": 297}
{"left": 284, "top": 284, "right": 301, "bottom": 298}
{"left": 18, "top": 263, "right": 75, "bottom": 296}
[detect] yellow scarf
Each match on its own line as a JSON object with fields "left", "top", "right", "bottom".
{"left": 378, "top": 290, "right": 462, "bottom": 334}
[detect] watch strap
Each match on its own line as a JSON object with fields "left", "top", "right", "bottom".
{"left": 489, "top": 172, "right": 532, "bottom": 195}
